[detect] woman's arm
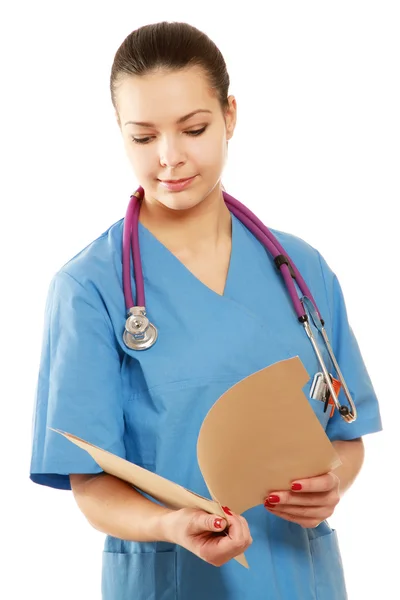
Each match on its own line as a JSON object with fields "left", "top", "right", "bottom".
{"left": 70, "top": 473, "right": 253, "bottom": 566}
{"left": 70, "top": 473, "right": 174, "bottom": 542}
{"left": 332, "top": 437, "right": 365, "bottom": 496}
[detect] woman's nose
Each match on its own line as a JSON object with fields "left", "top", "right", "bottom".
{"left": 159, "top": 136, "right": 186, "bottom": 168}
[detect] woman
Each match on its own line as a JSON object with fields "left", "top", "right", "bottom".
{"left": 30, "top": 21, "right": 382, "bottom": 600}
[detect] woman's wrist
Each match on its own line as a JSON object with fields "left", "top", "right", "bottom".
{"left": 152, "top": 507, "right": 179, "bottom": 543}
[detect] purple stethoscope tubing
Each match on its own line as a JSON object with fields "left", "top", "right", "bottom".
{"left": 122, "top": 193, "right": 143, "bottom": 309}
{"left": 122, "top": 187, "right": 356, "bottom": 422}
{"left": 124, "top": 187, "right": 318, "bottom": 318}
{"left": 224, "top": 191, "right": 321, "bottom": 321}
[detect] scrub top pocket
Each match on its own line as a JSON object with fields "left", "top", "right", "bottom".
{"left": 102, "top": 550, "right": 177, "bottom": 600}
{"left": 307, "top": 395, "right": 332, "bottom": 431}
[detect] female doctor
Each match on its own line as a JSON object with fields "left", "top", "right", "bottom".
{"left": 30, "top": 21, "right": 382, "bottom": 600}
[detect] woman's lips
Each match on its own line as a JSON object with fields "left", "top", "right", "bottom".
{"left": 158, "top": 175, "right": 197, "bottom": 191}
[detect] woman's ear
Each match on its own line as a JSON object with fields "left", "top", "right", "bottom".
{"left": 225, "top": 95, "right": 237, "bottom": 141}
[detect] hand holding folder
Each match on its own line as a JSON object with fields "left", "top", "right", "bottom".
{"left": 53, "top": 356, "right": 341, "bottom": 569}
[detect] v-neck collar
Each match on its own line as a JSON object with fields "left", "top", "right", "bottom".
{"left": 126, "top": 213, "right": 299, "bottom": 372}
{"left": 137, "top": 213, "right": 237, "bottom": 300}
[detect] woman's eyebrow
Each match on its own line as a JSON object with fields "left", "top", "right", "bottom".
{"left": 124, "top": 109, "right": 212, "bottom": 127}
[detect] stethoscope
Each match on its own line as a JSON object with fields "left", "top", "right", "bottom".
{"left": 122, "top": 186, "right": 357, "bottom": 423}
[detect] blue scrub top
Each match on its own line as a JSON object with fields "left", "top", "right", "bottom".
{"left": 30, "top": 211, "right": 382, "bottom": 600}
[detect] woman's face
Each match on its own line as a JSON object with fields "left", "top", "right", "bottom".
{"left": 115, "top": 66, "right": 236, "bottom": 211}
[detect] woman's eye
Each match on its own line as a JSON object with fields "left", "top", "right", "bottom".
{"left": 131, "top": 126, "right": 207, "bottom": 145}
{"left": 186, "top": 126, "right": 207, "bottom": 136}
{"left": 131, "top": 136, "right": 153, "bottom": 145}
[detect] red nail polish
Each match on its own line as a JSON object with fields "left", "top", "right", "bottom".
{"left": 214, "top": 518, "right": 223, "bottom": 529}
{"left": 267, "top": 495, "right": 280, "bottom": 504}
{"left": 291, "top": 483, "right": 302, "bottom": 491}
{"left": 222, "top": 506, "right": 233, "bottom": 515}
{"left": 264, "top": 499, "right": 276, "bottom": 509}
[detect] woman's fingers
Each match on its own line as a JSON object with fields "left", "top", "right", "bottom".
{"left": 265, "top": 472, "right": 340, "bottom": 507}
{"left": 198, "top": 512, "right": 252, "bottom": 566}
{"left": 263, "top": 472, "right": 341, "bottom": 528}
{"left": 265, "top": 503, "right": 335, "bottom": 520}
{"left": 265, "top": 509, "right": 326, "bottom": 529}
{"left": 171, "top": 507, "right": 253, "bottom": 567}
{"left": 290, "top": 472, "right": 339, "bottom": 493}
{"left": 218, "top": 512, "right": 251, "bottom": 547}
{"left": 265, "top": 490, "right": 339, "bottom": 507}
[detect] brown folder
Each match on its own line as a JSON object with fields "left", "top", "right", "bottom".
{"left": 53, "top": 356, "right": 341, "bottom": 569}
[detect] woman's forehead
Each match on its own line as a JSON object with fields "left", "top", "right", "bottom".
{"left": 116, "top": 68, "right": 219, "bottom": 125}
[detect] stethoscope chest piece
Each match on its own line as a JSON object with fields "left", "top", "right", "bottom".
{"left": 123, "top": 307, "right": 158, "bottom": 350}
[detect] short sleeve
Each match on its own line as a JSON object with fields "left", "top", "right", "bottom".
{"left": 317, "top": 252, "right": 383, "bottom": 441}
{"left": 30, "top": 270, "right": 126, "bottom": 490}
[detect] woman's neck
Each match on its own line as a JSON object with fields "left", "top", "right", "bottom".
{"left": 138, "top": 185, "right": 232, "bottom": 255}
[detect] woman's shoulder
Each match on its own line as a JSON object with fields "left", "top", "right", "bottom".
{"left": 59, "top": 219, "right": 123, "bottom": 280}
{"left": 267, "top": 226, "right": 335, "bottom": 287}
{"left": 269, "top": 226, "right": 319, "bottom": 260}
{"left": 49, "top": 217, "right": 125, "bottom": 301}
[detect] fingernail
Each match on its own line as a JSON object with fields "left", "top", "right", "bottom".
{"left": 264, "top": 499, "right": 276, "bottom": 509}
{"left": 222, "top": 506, "right": 233, "bottom": 515}
{"left": 267, "top": 495, "right": 280, "bottom": 504}
{"left": 291, "top": 483, "right": 302, "bottom": 491}
{"left": 214, "top": 518, "right": 223, "bottom": 529}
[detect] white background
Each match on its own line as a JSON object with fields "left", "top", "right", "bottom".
{"left": 1, "top": 1, "right": 399, "bottom": 598}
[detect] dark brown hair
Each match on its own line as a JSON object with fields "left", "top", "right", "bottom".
{"left": 110, "top": 21, "right": 230, "bottom": 117}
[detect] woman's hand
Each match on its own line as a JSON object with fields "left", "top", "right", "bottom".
{"left": 263, "top": 472, "right": 340, "bottom": 528}
{"left": 161, "top": 506, "right": 252, "bottom": 566}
